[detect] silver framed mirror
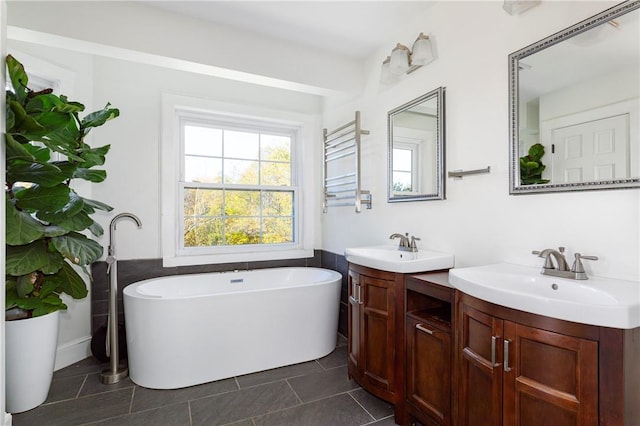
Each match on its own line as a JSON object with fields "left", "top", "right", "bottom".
{"left": 509, "top": 0, "right": 640, "bottom": 194}
{"left": 388, "top": 87, "right": 445, "bottom": 202}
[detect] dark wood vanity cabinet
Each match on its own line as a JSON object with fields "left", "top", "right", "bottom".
{"left": 348, "top": 264, "right": 399, "bottom": 402}
{"left": 405, "top": 273, "right": 454, "bottom": 426}
{"left": 455, "top": 291, "right": 640, "bottom": 426}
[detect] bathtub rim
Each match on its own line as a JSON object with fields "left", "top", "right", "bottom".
{"left": 123, "top": 266, "right": 342, "bottom": 300}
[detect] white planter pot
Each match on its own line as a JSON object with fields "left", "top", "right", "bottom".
{"left": 6, "top": 310, "right": 60, "bottom": 413}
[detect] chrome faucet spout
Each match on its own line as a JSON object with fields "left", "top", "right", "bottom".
{"left": 390, "top": 232, "right": 419, "bottom": 252}
{"left": 389, "top": 233, "right": 410, "bottom": 247}
{"left": 536, "top": 248, "right": 570, "bottom": 271}
{"left": 109, "top": 213, "right": 142, "bottom": 256}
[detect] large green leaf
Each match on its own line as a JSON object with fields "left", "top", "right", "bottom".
{"left": 25, "top": 93, "right": 63, "bottom": 113}
{"left": 14, "top": 183, "right": 70, "bottom": 212}
{"left": 5, "top": 281, "right": 19, "bottom": 311}
{"left": 5, "top": 134, "right": 35, "bottom": 162}
{"left": 6, "top": 54, "right": 29, "bottom": 103}
{"left": 57, "top": 95, "right": 85, "bottom": 114}
{"left": 5, "top": 197, "right": 45, "bottom": 245}
{"left": 9, "top": 100, "right": 46, "bottom": 135}
{"left": 36, "top": 111, "right": 77, "bottom": 138}
{"left": 6, "top": 98, "right": 15, "bottom": 129}
{"left": 43, "top": 225, "right": 69, "bottom": 238}
{"left": 36, "top": 191, "right": 85, "bottom": 224}
{"left": 15, "top": 274, "right": 35, "bottom": 298}
{"left": 81, "top": 104, "right": 119, "bottom": 130}
{"left": 39, "top": 275, "right": 63, "bottom": 298}
{"left": 55, "top": 261, "right": 88, "bottom": 299}
{"left": 80, "top": 197, "right": 113, "bottom": 212}
{"left": 78, "top": 144, "right": 110, "bottom": 168}
{"left": 73, "top": 168, "right": 107, "bottom": 183}
{"left": 40, "top": 250, "right": 65, "bottom": 275}
{"left": 51, "top": 161, "right": 79, "bottom": 179}
{"left": 88, "top": 220, "right": 105, "bottom": 238}
{"left": 24, "top": 143, "right": 51, "bottom": 162}
{"left": 51, "top": 210, "right": 93, "bottom": 233}
{"left": 52, "top": 232, "right": 104, "bottom": 266}
{"left": 7, "top": 161, "right": 67, "bottom": 187}
{"left": 6, "top": 240, "right": 50, "bottom": 276}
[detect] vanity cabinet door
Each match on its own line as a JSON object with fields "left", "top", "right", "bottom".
{"left": 406, "top": 316, "right": 452, "bottom": 426}
{"left": 457, "top": 303, "right": 504, "bottom": 426}
{"left": 457, "top": 293, "right": 600, "bottom": 426}
{"left": 502, "top": 321, "right": 598, "bottom": 426}
{"left": 360, "top": 274, "right": 396, "bottom": 400}
{"left": 347, "top": 265, "right": 397, "bottom": 403}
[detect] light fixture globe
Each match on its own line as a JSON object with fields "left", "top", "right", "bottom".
{"left": 380, "top": 56, "right": 394, "bottom": 84}
{"left": 411, "top": 33, "right": 434, "bottom": 66}
{"left": 389, "top": 43, "right": 410, "bottom": 76}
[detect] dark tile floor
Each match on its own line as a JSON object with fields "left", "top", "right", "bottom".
{"left": 12, "top": 335, "right": 396, "bottom": 426}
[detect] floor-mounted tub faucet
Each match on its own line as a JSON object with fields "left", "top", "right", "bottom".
{"left": 101, "top": 213, "right": 142, "bottom": 385}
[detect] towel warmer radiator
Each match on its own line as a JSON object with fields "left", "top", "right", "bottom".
{"left": 323, "top": 111, "right": 371, "bottom": 213}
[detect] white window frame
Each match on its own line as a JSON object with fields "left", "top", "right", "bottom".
{"left": 392, "top": 138, "right": 421, "bottom": 196}
{"left": 161, "top": 94, "right": 317, "bottom": 267}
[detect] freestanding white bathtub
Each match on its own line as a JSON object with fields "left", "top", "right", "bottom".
{"left": 123, "top": 267, "right": 341, "bottom": 389}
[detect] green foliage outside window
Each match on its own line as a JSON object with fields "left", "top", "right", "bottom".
{"left": 183, "top": 128, "right": 294, "bottom": 247}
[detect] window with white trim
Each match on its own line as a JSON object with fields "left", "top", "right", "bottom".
{"left": 161, "top": 95, "right": 316, "bottom": 267}
{"left": 178, "top": 113, "right": 299, "bottom": 253}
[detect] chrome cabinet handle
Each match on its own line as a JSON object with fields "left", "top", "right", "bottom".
{"left": 504, "top": 339, "right": 512, "bottom": 372}
{"left": 416, "top": 323, "right": 434, "bottom": 335}
{"left": 491, "top": 336, "right": 497, "bottom": 367}
{"left": 357, "top": 285, "right": 363, "bottom": 304}
{"left": 349, "top": 281, "right": 358, "bottom": 304}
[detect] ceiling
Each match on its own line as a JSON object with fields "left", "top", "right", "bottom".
{"left": 142, "top": 1, "right": 435, "bottom": 59}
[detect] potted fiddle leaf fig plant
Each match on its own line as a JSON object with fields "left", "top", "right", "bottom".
{"left": 5, "top": 54, "right": 118, "bottom": 413}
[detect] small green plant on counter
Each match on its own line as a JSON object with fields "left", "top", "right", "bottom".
{"left": 5, "top": 54, "right": 119, "bottom": 318}
{"left": 519, "top": 143, "right": 550, "bottom": 185}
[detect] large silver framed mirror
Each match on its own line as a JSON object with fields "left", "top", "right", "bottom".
{"left": 509, "top": 1, "right": 640, "bottom": 194}
{"left": 388, "top": 87, "right": 445, "bottom": 202}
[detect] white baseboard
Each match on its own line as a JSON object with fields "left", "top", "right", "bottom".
{"left": 54, "top": 335, "right": 92, "bottom": 371}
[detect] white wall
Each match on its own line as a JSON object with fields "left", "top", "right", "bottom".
{"left": 321, "top": 1, "right": 640, "bottom": 283}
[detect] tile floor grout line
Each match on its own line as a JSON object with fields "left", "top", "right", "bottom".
{"left": 237, "top": 369, "right": 326, "bottom": 390}
{"left": 76, "top": 374, "right": 89, "bottom": 399}
{"left": 362, "top": 414, "right": 395, "bottom": 425}
{"left": 347, "top": 391, "right": 377, "bottom": 423}
{"left": 285, "top": 378, "right": 304, "bottom": 405}
{"left": 188, "top": 400, "right": 194, "bottom": 426}
{"left": 128, "top": 385, "right": 136, "bottom": 414}
{"left": 40, "top": 384, "right": 133, "bottom": 408}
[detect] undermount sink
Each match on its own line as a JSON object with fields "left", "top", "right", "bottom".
{"left": 449, "top": 263, "right": 640, "bottom": 329}
{"left": 345, "top": 245, "right": 454, "bottom": 273}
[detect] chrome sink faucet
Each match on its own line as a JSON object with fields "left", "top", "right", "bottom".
{"left": 532, "top": 246, "right": 598, "bottom": 280}
{"left": 389, "top": 232, "right": 420, "bottom": 252}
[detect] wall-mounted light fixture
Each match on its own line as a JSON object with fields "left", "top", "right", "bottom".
{"left": 503, "top": 0, "right": 540, "bottom": 15}
{"left": 381, "top": 32, "right": 435, "bottom": 84}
